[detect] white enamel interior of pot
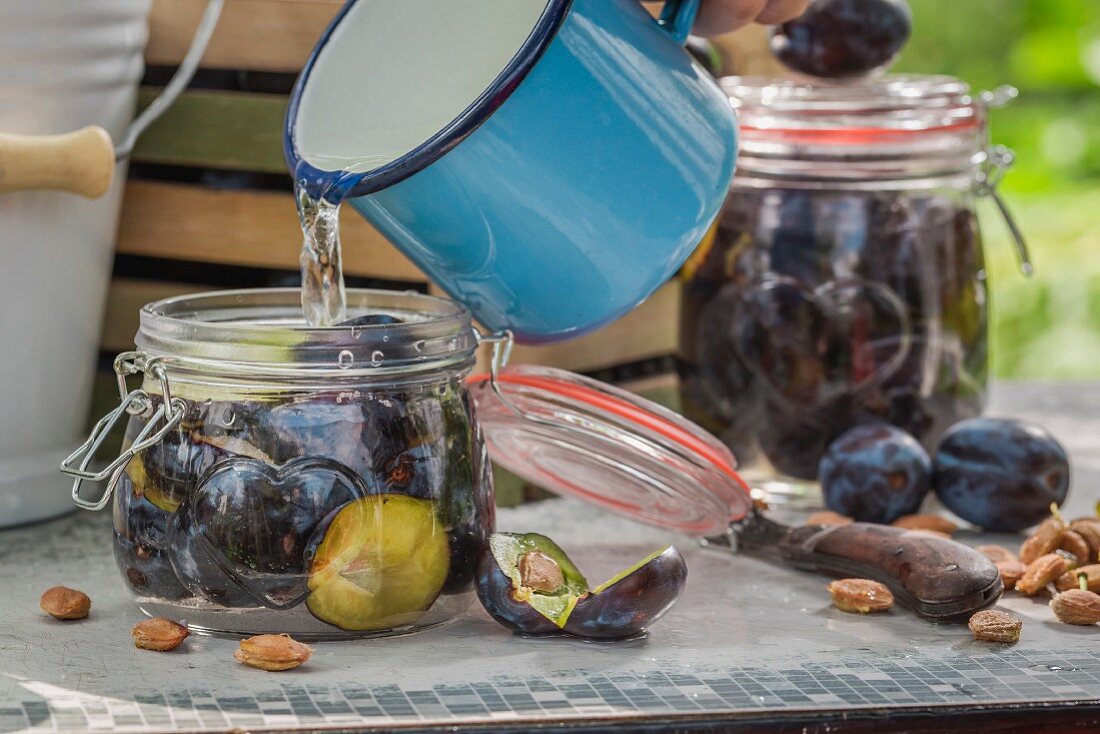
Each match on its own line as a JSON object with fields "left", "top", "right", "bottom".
{"left": 294, "top": 0, "right": 550, "bottom": 174}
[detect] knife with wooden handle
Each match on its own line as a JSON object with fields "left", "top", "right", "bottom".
{"left": 712, "top": 509, "right": 1004, "bottom": 620}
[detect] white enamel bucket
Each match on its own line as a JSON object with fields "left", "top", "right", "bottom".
{"left": 0, "top": 0, "right": 221, "bottom": 528}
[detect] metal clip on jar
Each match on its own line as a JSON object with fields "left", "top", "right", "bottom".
{"left": 679, "top": 75, "right": 1028, "bottom": 500}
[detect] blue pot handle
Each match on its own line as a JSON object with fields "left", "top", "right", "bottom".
{"left": 657, "top": 0, "right": 700, "bottom": 45}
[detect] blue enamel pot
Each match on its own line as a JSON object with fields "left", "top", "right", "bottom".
{"left": 286, "top": 0, "right": 738, "bottom": 343}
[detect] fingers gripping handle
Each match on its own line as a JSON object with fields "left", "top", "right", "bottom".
{"left": 0, "top": 126, "right": 115, "bottom": 199}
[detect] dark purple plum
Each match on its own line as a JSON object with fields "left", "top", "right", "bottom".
{"left": 476, "top": 533, "right": 687, "bottom": 640}
{"left": 933, "top": 418, "right": 1070, "bottom": 532}
{"left": 165, "top": 506, "right": 257, "bottom": 608}
{"left": 337, "top": 313, "right": 404, "bottom": 327}
{"left": 167, "top": 456, "right": 369, "bottom": 608}
{"left": 820, "top": 423, "right": 931, "bottom": 523}
{"left": 262, "top": 397, "right": 381, "bottom": 472}
{"left": 132, "top": 397, "right": 268, "bottom": 512}
{"left": 733, "top": 278, "right": 828, "bottom": 406}
{"left": 112, "top": 472, "right": 189, "bottom": 600}
{"left": 130, "top": 425, "right": 227, "bottom": 513}
{"left": 733, "top": 277, "right": 909, "bottom": 411}
{"left": 765, "top": 189, "right": 829, "bottom": 285}
{"left": 475, "top": 533, "right": 587, "bottom": 636}
{"left": 381, "top": 444, "right": 443, "bottom": 500}
{"left": 770, "top": 0, "right": 911, "bottom": 78}
{"left": 438, "top": 404, "right": 495, "bottom": 594}
{"left": 476, "top": 553, "right": 561, "bottom": 636}
{"left": 563, "top": 547, "right": 687, "bottom": 640}
{"left": 679, "top": 285, "right": 761, "bottom": 463}
{"left": 444, "top": 523, "right": 486, "bottom": 595}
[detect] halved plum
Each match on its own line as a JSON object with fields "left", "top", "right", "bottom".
{"left": 563, "top": 547, "right": 688, "bottom": 640}
{"left": 475, "top": 533, "right": 589, "bottom": 636}
{"left": 305, "top": 494, "right": 450, "bottom": 631}
{"left": 475, "top": 533, "right": 688, "bottom": 640}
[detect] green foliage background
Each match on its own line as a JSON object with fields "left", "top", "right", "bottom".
{"left": 896, "top": 0, "right": 1100, "bottom": 377}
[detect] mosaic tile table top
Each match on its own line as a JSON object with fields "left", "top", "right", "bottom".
{"left": 2, "top": 382, "right": 1099, "bottom": 733}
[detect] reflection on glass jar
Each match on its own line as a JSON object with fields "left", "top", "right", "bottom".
{"left": 109, "top": 289, "right": 494, "bottom": 639}
{"left": 680, "top": 76, "right": 1021, "bottom": 500}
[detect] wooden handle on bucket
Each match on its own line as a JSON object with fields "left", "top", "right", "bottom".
{"left": 0, "top": 126, "right": 115, "bottom": 198}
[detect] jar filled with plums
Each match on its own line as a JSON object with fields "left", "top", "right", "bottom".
{"left": 679, "top": 76, "right": 1028, "bottom": 502}
{"left": 68, "top": 287, "right": 756, "bottom": 641}
{"left": 85, "top": 289, "right": 494, "bottom": 639}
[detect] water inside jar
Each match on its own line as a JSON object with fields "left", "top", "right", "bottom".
{"left": 296, "top": 184, "right": 347, "bottom": 326}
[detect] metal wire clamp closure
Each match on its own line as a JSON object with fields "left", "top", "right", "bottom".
{"left": 475, "top": 328, "right": 523, "bottom": 415}
{"left": 474, "top": 328, "right": 587, "bottom": 434}
{"left": 60, "top": 351, "right": 186, "bottom": 511}
{"left": 975, "top": 85, "right": 1032, "bottom": 277}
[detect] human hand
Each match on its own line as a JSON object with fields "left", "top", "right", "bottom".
{"left": 695, "top": 0, "right": 812, "bottom": 35}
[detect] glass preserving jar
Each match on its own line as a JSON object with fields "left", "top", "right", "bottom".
{"left": 67, "top": 287, "right": 769, "bottom": 640}
{"left": 80, "top": 289, "right": 493, "bottom": 639}
{"left": 679, "top": 76, "right": 1027, "bottom": 499}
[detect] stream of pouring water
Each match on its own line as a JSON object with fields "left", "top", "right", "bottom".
{"left": 296, "top": 185, "right": 347, "bottom": 326}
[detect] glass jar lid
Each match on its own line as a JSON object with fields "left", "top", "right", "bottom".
{"left": 723, "top": 74, "right": 1006, "bottom": 183}
{"left": 470, "top": 365, "right": 753, "bottom": 536}
{"left": 136, "top": 288, "right": 477, "bottom": 383}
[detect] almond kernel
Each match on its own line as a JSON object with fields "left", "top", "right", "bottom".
{"left": 40, "top": 586, "right": 91, "bottom": 620}
{"left": 235, "top": 634, "right": 312, "bottom": 672}
{"left": 1057, "top": 564, "right": 1100, "bottom": 592}
{"left": 891, "top": 514, "right": 957, "bottom": 535}
{"left": 132, "top": 618, "right": 189, "bottom": 651}
{"left": 1061, "top": 530, "right": 1091, "bottom": 566}
{"left": 1050, "top": 589, "right": 1100, "bottom": 625}
{"left": 977, "top": 545, "right": 1018, "bottom": 565}
{"left": 827, "top": 579, "right": 894, "bottom": 614}
{"left": 969, "top": 609, "right": 1022, "bottom": 643}
{"left": 1019, "top": 517, "right": 1065, "bottom": 565}
{"left": 1016, "top": 554, "right": 1068, "bottom": 596}
{"left": 995, "top": 559, "right": 1027, "bottom": 587}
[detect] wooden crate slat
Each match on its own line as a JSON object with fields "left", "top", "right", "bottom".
{"left": 147, "top": 0, "right": 341, "bottom": 73}
{"left": 117, "top": 180, "right": 426, "bottom": 282}
{"left": 453, "top": 282, "right": 679, "bottom": 375}
{"left": 508, "top": 281, "right": 680, "bottom": 372}
{"left": 132, "top": 88, "right": 288, "bottom": 173}
{"left": 100, "top": 278, "right": 202, "bottom": 353}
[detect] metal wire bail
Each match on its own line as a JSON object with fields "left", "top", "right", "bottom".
{"left": 975, "top": 85, "right": 1032, "bottom": 277}
{"left": 60, "top": 352, "right": 186, "bottom": 511}
{"left": 474, "top": 328, "right": 521, "bottom": 415}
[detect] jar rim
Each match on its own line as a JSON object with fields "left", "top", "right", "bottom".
{"left": 136, "top": 288, "right": 478, "bottom": 380}
{"left": 721, "top": 74, "right": 972, "bottom": 112}
{"left": 721, "top": 73, "right": 992, "bottom": 183}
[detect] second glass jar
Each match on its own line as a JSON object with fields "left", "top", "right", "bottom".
{"left": 680, "top": 76, "right": 1010, "bottom": 496}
